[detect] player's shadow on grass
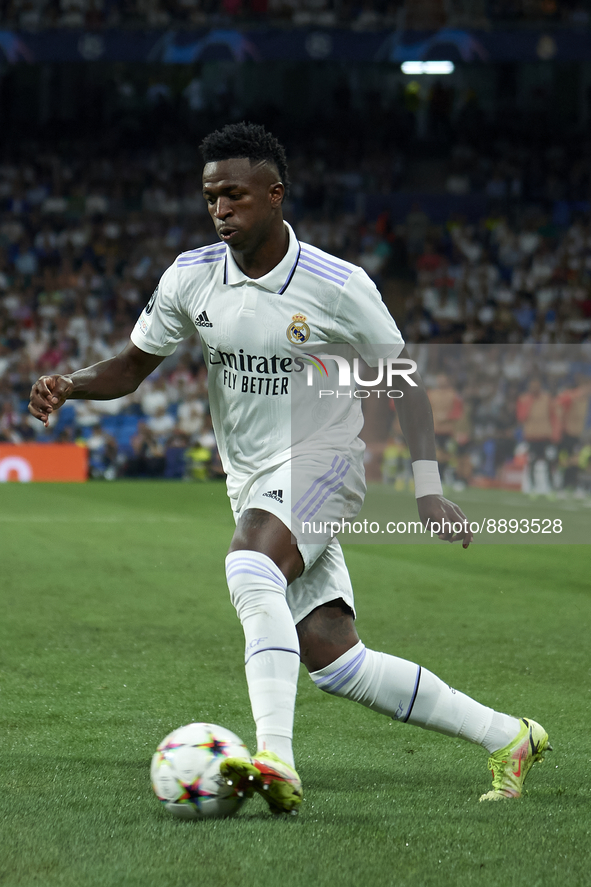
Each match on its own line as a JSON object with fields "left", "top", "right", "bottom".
{"left": 48, "top": 755, "right": 149, "bottom": 768}
{"left": 304, "top": 762, "right": 477, "bottom": 794}
{"left": 151, "top": 806, "right": 278, "bottom": 824}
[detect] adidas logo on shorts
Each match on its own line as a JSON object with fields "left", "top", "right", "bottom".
{"left": 195, "top": 310, "right": 213, "bottom": 328}
{"left": 262, "top": 489, "right": 283, "bottom": 503}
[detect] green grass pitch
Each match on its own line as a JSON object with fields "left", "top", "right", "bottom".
{"left": 1, "top": 481, "right": 590, "bottom": 887}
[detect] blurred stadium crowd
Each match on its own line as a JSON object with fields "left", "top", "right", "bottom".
{"left": 370, "top": 346, "right": 591, "bottom": 496}
{"left": 1, "top": 20, "right": 591, "bottom": 489}
{"left": 1, "top": 127, "right": 591, "bottom": 488}
{"left": 1, "top": 0, "right": 589, "bottom": 31}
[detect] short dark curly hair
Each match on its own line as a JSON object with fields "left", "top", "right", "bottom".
{"left": 200, "top": 122, "right": 290, "bottom": 198}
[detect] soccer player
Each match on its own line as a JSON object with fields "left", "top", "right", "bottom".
{"left": 516, "top": 377, "right": 558, "bottom": 496}
{"left": 426, "top": 372, "right": 464, "bottom": 485}
{"left": 29, "top": 123, "right": 550, "bottom": 814}
{"left": 555, "top": 373, "right": 591, "bottom": 493}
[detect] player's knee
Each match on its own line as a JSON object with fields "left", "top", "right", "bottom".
{"left": 297, "top": 600, "right": 357, "bottom": 642}
{"left": 229, "top": 510, "right": 304, "bottom": 584}
{"left": 225, "top": 550, "right": 288, "bottom": 618}
{"left": 299, "top": 637, "right": 354, "bottom": 672}
{"left": 297, "top": 607, "right": 360, "bottom": 672}
{"left": 307, "top": 640, "right": 368, "bottom": 695}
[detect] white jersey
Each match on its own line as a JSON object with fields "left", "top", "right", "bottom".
{"left": 130, "top": 222, "right": 404, "bottom": 506}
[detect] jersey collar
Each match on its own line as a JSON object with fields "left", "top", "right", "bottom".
{"left": 223, "top": 221, "right": 301, "bottom": 295}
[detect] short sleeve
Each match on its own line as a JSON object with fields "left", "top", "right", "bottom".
{"left": 330, "top": 267, "right": 405, "bottom": 364}
{"left": 130, "top": 262, "right": 195, "bottom": 357}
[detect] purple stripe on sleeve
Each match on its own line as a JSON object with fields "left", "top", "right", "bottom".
{"left": 299, "top": 260, "right": 351, "bottom": 285}
{"left": 178, "top": 250, "right": 225, "bottom": 260}
{"left": 178, "top": 250, "right": 225, "bottom": 262}
{"left": 177, "top": 256, "right": 225, "bottom": 267}
{"left": 180, "top": 244, "right": 225, "bottom": 257}
{"left": 299, "top": 249, "right": 352, "bottom": 280}
{"left": 298, "top": 261, "right": 348, "bottom": 286}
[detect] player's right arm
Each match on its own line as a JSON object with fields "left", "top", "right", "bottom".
{"left": 28, "top": 342, "right": 164, "bottom": 428}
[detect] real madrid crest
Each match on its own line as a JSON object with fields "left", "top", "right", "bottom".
{"left": 287, "top": 313, "right": 310, "bottom": 345}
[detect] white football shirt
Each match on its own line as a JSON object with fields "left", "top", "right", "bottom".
{"left": 130, "top": 222, "right": 404, "bottom": 505}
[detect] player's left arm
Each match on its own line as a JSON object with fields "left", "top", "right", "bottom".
{"left": 335, "top": 270, "right": 470, "bottom": 546}
{"left": 394, "top": 346, "right": 472, "bottom": 548}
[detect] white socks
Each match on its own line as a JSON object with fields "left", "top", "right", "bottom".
{"left": 310, "top": 641, "right": 520, "bottom": 754}
{"left": 226, "top": 552, "right": 520, "bottom": 762}
{"left": 226, "top": 551, "right": 300, "bottom": 767}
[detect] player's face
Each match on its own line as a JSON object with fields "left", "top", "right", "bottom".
{"left": 202, "top": 158, "right": 284, "bottom": 251}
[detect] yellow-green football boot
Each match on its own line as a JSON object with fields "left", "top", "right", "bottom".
{"left": 220, "top": 750, "right": 303, "bottom": 815}
{"left": 479, "top": 717, "right": 551, "bottom": 801}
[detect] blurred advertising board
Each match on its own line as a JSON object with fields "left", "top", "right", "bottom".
{"left": 0, "top": 444, "right": 88, "bottom": 482}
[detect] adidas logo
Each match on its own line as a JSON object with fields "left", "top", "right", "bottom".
{"left": 262, "top": 489, "right": 283, "bottom": 503}
{"left": 195, "top": 310, "right": 213, "bottom": 328}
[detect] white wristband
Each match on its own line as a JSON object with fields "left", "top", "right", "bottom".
{"left": 412, "top": 460, "right": 443, "bottom": 499}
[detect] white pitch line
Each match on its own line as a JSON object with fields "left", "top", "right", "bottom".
{"left": 0, "top": 515, "right": 194, "bottom": 523}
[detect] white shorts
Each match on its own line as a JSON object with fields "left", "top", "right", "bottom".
{"left": 231, "top": 451, "right": 366, "bottom": 624}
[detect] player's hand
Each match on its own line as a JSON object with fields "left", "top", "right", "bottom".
{"left": 28, "top": 374, "right": 74, "bottom": 428}
{"left": 416, "top": 494, "right": 472, "bottom": 549}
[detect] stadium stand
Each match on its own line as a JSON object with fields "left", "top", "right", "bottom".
{"left": 1, "top": 0, "right": 589, "bottom": 30}
{"left": 2, "top": 128, "right": 590, "bottom": 486}
{"left": 1, "top": 1, "right": 591, "bottom": 484}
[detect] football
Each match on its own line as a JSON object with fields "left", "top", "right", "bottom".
{"left": 151, "top": 722, "right": 251, "bottom": 819}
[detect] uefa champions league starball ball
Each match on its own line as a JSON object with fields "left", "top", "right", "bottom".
{"left": 151, "top": 722, "right": 251, "bottom": 819}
